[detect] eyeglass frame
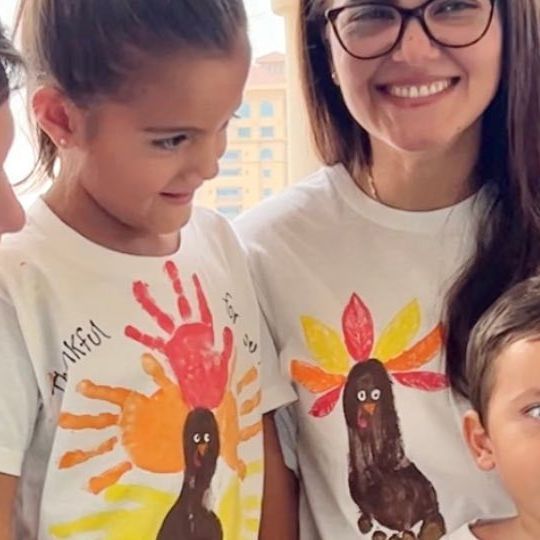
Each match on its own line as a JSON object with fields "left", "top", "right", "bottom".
{"left": 324, "top": 0, "right": 497, "bottom": 61}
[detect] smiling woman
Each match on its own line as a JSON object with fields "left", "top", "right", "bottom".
{"left": 235, "top": 0, "right": 540, "bottom": 538}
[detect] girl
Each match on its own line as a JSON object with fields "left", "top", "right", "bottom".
{"left": 0, "top": 1, "right": 294, "bottom": 539}
{"left": 236, "top": 0, "right": 533, "bottom": 538}
{"left": 0, "top": 23, "right": 25, "bottom": 238}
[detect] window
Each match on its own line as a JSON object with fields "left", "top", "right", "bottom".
{"left": 260, "top": 148, "right": 273, "bottom": 161}
{"left": 238, "top": 127, "right": 252, "bottom": 138}
{"left": 263, "top": 188, "right": 273, "bottom": 198}
{"left": 260, "top": 101, "right": 274, "bottom": 117}
{"left": 260, "top": 127, "right": 274, "bottom": 138}
{"left": 262, "top": 169, "right": 272, "bottom": 178}
{"left": 216, "top": 187, "right": 243, "bottom": 199}
{"left": 220, "top": 168, "right": 242, "bottom": 177}
{"left": 236, "top": 102, "right": 251, "bottom": 118}
{"left": 222, "top": 150, "right": 241, "bottom": 162}
{"left": 217, "top": 205, "right": 243, "bottom": 220}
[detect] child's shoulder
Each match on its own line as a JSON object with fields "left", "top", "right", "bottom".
{"left": 445, "top": 523, "right": 478, "bottom": 539}
{"left": 188, "top": 205, "right": 247, "bottom": 254}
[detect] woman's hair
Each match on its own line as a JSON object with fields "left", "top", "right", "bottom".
{"left": 0, "top": 23, "right": 24, "bottom": 104}
{"left": 466, "top": 275, "right": 540, "bottom": 424}
{"left": 299, "top": 0, "right": 540, "bottom": 397}
{"left": 17, "top": 0, "right": 248, "bottom": 178}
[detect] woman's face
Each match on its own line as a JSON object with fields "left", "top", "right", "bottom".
{"left": 0, "top": 99, "right": 24, "bottom": 237}
{"left": 327, "top": 0, "right": 503, "bottom": 153}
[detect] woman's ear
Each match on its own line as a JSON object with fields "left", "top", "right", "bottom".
{"left": 463, "top": 409, "right": 496, "bottom": 471}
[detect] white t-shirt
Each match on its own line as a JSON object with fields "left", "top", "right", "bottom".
{"left": 445, "top": 523, "right": 477, "bottom": 539}
{"left": 0, "top": 198, "right": 294, "bottom": 540}
{"left": 235, "top": 164, "right": 514, "bottom": 540}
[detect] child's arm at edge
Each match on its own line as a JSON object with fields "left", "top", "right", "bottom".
{"left": 259, "top": 412, "right": 299, "bottom": 540}
{"left": 0, "top": 473, "right": 17, "bottom": 540}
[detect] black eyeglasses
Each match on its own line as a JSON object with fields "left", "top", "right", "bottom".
{"left": 325, "top": 0, "right": 496, "bottom": 60}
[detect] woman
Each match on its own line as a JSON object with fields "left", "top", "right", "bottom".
{"left": 236, "top": 0, "right": 535, "bottom": 538}
{"left": 0, "top": 23, "right": 24, "bottom": 238}
{"left": 0, "top": 21, "right": 25, "bottom": 540}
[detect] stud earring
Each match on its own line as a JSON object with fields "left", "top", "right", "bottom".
{"left": 331, "top": 71, "right": 339, "bottom": 85}
{"left": 58, "top": 138, "right": 67, "bottom": 148}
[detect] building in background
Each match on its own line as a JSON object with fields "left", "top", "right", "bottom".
{"left": 197, "top": 52, "right": 288, "bottom": 220}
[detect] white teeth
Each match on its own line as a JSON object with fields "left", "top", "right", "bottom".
{"left": 387, "top": 79, "right": 453, "bottom": 99}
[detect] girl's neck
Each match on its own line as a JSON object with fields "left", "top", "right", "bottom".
{"left": 43, "top": 174, "right": 180, "bottom": 257}
{"left": 357, "top": 124, "right": 482, "bottom": 211}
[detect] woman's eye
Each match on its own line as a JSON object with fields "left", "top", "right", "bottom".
{"left": 153, "top": 134, "right": 188, "bottom": 151}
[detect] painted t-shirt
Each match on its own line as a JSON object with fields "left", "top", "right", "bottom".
{"left": 0, "top": 198, "right": 294, "bottom": 540}
{"left": 444, "top": 523, "right": 478, "bottom": 539}
{"left": 235, "top": 164, "right": 515, "bottom": 540}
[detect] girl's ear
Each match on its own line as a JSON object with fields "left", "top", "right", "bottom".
{"left": 32, "top": 86, "right": 83, "bottom": 148}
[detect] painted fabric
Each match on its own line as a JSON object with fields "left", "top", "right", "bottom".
{"left": 235, "top": 164, "right": 514, "bottom": 540}
{"left": 0, "top": 198, "right": 294, "bottom": 539}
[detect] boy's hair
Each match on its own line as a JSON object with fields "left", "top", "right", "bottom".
{"left": 466, "top": 274, "right": 540, "bottom": 424}
{"left": 0, "top": 23, "right": 24, "bottom": 104}
{"left": 17, "top": 0, "right": 248, "bottom": 178}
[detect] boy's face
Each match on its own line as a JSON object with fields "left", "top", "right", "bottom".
{"left": 465, "top": 339, "right": 540, "bottom": 518}
{"left": 0, "top": 98, "right": 24, "bottom": 238}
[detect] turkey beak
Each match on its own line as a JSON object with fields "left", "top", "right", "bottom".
{"left": 363, "top": 403, "right": 376, "bottom": 416}
{"left": 197, "top": 443, "right": 208, "bottom": 457}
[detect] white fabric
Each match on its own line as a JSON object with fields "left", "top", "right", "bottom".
{"left": 0, "top": 198, "right": 295, "bottom": 539}
{"left": 235, "top": 164, "right": 515, "bottom": 540}
{"left": 444, "top": 523, "right": 478, "bottom": 539}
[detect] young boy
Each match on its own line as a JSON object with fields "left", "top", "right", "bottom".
{"left": 449, "top": 275, "right": 540, "bottom": 539}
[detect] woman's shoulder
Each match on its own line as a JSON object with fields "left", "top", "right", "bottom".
{"left": 234, "top": 164, "right": 343, "bottom": 244}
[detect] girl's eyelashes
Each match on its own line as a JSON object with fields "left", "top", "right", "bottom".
{"left": 524, "top": 404, "right": 540, "bottom": 420}
{"left": 152, "top": 134, "right": 188, "bottom": 151}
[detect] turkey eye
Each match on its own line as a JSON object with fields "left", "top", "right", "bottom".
{"left": 203, "top": 433, "right": 211, "bottom": 443}
{"left": 371, "top": 389, "right": 381, "bottom": 401}
{"left": 193, "top": 433, "right": 201, "bottom": 444}
{"left": 357, "top": 390, "right": 367, "bottom": 402}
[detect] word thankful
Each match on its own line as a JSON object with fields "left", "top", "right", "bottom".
{"left": 51, "top": 320, "right": 111, "bottom": 395}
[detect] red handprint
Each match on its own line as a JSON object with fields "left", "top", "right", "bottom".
{"left": 125, "top": 261, "right": 233, "bottom": 410}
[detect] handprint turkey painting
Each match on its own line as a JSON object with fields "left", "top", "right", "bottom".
{"left": 50, "top": 261, "right": 263, "bottom": 540}
{"left": 292, "top": 294, "right": 447, "bottom": 539}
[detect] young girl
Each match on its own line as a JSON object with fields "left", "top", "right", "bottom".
{"left": 0, "top": 1, "right": 294, "bottom": 539}
{"left": 0, "top": 23, "right": 24, "bottom": 238}
{"left": 236, "top": 0, "right": 533, "bottom": 538}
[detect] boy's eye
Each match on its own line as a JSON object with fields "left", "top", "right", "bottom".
{"left": 525, "top": 405, "right": 540, "bottom": 420}
{"left": 152, "top": 134, "right": 188, "bottom": 151}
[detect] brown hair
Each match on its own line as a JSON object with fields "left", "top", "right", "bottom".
{"left": 466, "top": 275, "right": 540, "bottom": 423}
{"left": 299, "top": 0, "right": 540, "bottom": 397}
{"left": 17, "top": 0, "right": 248, "bottom": 178}
{"left": 0, "top": 23, "right": 24, "bottom": 104}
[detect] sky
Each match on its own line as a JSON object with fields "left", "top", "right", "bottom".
{"left": 0, "top": 0, "right": 285, "bottom": 195}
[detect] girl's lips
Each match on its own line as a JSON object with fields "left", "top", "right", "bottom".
{"left": 159, "top": 192, "right": 194, "bottom": 205}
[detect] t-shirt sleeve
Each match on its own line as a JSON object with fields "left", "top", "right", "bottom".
{"left": 259, "top": 309, "right": 297, "bottom": 414}
{"left": 0, "top": 297, "right": 39, "bottom": 476}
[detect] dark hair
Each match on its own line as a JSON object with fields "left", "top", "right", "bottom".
{"left": 18, "top": 0, "right": 248, "bottom": 178}
{"left": 299, "top": 0, "right": 540, "bottom": 397}
{"left": 0, "top": 23, "right": 24, "bottom": 104}
{"left": 466, "top": 275, "right": 540, "bottom": 423}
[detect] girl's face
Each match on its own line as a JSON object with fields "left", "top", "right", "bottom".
{"left": 0, "top": 99, "right": 24, "bottom": 238}
{"left": 37, "top": 37, "right": 250, "bottom": 249}
{"left": 327, "top": 0, "right": 503, "bottom": 153}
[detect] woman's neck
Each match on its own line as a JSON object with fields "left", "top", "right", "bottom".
{"left": 358, "top": 124, "right": 482, "bottom": 211}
